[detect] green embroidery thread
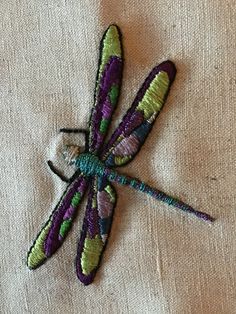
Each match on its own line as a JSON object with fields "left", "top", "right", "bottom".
{"left": 136, "top": 71, "right": 170, "bottom": 119}
{"left": 81, "top": 236, "right": 104, "bottom": 275}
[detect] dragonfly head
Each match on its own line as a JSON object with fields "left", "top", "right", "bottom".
{"left": 62, "top": 145, "right": 80, "bottom": 166}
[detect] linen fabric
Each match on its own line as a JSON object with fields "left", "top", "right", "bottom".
{"left": 1, "top": 1, "right": 236, "bottom": 313}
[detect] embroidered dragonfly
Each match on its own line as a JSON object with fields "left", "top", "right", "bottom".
{"left": 27, "top": 25, "right": 214, "bottom": 285}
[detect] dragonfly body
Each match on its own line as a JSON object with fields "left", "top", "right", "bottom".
{"left": 75, "top": 153, "right": 108, "bottom": 177}
{"left": 27, "top": 25, "right": 214, "bottom": 285}
{"left": 74, "top": 152, "right": 214, "bottom": 223}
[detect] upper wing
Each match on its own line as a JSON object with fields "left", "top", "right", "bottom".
{"left": 89, "top": 24, "right": 123, "bottom": 155}
{"left": 76, "top": 177, "right": 116, "bottom": 285}
{"left": 27, "top": 174, "right": 88, "bottom": 269}
{"left": 101, "top": 60, "right": 176, "bottom": 167}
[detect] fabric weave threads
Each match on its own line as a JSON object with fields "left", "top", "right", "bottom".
{"left": 2, "top": 0, "right": 234, "bottom": 311}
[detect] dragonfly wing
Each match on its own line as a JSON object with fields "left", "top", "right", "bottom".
{"left": 101, "top": 60, "right": 176, "bottom": 167}
{"left": 76, "top": 177, "right": 116, "bottom": 285}
{"left": 89, "top": 25, "right": 123, "bottom": 154}
{"left": 27, "top": 174, "right": 88, "bottom": 269}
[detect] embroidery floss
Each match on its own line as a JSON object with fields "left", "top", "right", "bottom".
{"left": 27, "top": 24, "right": 215, "bottom": 286}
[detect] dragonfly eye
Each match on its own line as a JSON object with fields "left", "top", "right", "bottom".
{"left": 62, "top": 145, "right": 80, "bottom": 166}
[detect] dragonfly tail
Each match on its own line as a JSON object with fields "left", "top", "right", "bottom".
{"left": 105, "top": 169, "right": 215, "bottom": 223}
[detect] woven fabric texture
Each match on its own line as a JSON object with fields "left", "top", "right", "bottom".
{"left": 1, "top": 0, "right": 236, "bottom": 313}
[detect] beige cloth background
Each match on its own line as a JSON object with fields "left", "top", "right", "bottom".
{"left": 1, "top": 0, "right": 236, "bottom": 313}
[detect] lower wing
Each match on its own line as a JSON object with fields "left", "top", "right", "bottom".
{"left": 76, "top": 176, "right": 116, "bottom": 285}
{"left": 27, "top": 174, "right": 88, "bottom": 269}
